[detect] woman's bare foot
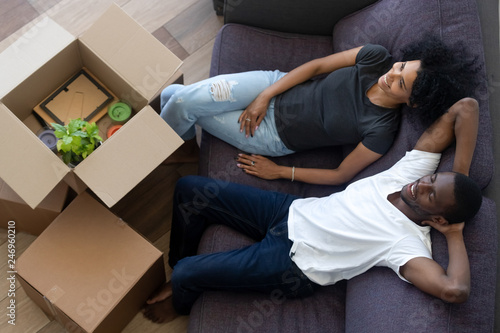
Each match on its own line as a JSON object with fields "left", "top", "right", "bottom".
{"left": 143, "top": 282, "right": 179, "bottom": 324}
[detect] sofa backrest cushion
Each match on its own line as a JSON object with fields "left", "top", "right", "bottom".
{"left": 224, "top": 0, "right": 378, "bottom": 35}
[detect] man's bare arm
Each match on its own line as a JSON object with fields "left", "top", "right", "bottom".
{"left": 414, "top": 97, "right": 479, "bottom": 175}
{"left": 403, "top": 98, "right": 479, "bottom": 302}
{"left": 400, "top": 221, "right": 470, "bottom": 303}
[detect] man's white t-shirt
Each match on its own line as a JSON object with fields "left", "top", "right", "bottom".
{"left": 287, "top": 150, "right": 442, "bottom": 286}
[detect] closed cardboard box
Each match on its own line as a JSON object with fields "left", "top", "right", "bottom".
{"left": 17, "top": 192, "right": 166, "bottom": 333}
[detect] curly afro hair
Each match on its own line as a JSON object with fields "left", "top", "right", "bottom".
{"left": 401, "top": 35, "right": 481, "bottom": 126}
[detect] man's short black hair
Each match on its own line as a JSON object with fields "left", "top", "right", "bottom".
{"left": 444, "top": 173, "right": 482, "bottom": 224}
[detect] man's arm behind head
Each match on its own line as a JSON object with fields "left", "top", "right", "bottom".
{"left": 404, "top": 97, "right": 480, "bottom": 303}
{"left": 413, "top": 97, "right": 479, "bottom": 176}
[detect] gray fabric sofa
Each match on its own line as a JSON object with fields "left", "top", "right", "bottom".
{"left": 190, "top": 0, "right": 499, "bottom": 331}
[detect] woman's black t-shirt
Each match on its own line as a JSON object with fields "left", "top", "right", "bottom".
{"left": 274, "top": 44, "right": 400, "bottom": 155}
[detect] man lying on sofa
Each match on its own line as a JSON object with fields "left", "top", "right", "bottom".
{"left": 143, "top": 97, "right": 481, "bottom": 324}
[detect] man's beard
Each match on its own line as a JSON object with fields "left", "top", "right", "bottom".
{"left": 401, "top": 192, "right": 431, "bottom": 218}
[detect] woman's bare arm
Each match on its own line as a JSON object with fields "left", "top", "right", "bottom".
{"left": 237, "top": 142, "right": 381, "bottom": 185}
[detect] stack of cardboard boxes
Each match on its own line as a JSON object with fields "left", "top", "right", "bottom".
{"left": 0, "top": 5, "right": 184, "bottom": 332}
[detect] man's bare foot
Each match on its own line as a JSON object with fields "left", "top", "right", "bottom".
{"left": 147, "top": 282, "right": 173, "bottom": 305}
{"left": 143, "top": 282, "right": 179, "bottom": 324}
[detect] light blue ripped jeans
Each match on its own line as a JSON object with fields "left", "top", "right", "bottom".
{"left": 159, "top": 70, "right": 295, "bottom": 157}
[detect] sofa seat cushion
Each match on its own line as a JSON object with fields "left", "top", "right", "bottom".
{"left": 199, "top": 134, "right": 346, "bottom": 197}
{"left": 188, "top": 224, "right": 347, "bottom": 333}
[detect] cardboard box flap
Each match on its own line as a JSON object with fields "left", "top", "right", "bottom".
{"left": 0, "top": 177, "right": 67, "bottom": 212}
{"left": 0, "top": 17, "right": 74, "bottom": 98}
{"left": 74, "top": 106, "right": 183, "bottom": 207}
{"left": 17, "top": 192, "right": 163, "bottom": 332}
{"left": 80, "top": 4, "right": 182, "bottom": 101}
{"left": 0, "top": 104, "right": 69, "bottom": 209}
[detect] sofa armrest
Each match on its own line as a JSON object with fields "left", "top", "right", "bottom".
{"left": 220, "top": 0, "right": 379, "bottom": 35}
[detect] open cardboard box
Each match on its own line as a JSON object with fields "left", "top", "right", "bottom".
{"left": 0, "top": 4, "right": 184, "bottom": 214}
{"left": 17, "top": 191, "right": 166, "bottom": 333}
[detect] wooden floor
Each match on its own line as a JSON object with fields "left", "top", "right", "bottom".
{"left": 0, "top": 0, "right": 223, "bottom": 332}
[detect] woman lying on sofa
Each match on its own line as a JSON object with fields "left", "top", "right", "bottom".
{"left": 160, "top": 36, "right": 477, "bottom": 185}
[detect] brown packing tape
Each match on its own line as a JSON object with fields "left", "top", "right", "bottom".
{"left": 115, "top": 218, "right": 127, "bottom": 228}
{"left": 43, "top": 285, "right": 65, "bottom": 321}
{"left": 16, "top": 276, "right": 58, "bottom": 321}
{"left": 42, "top": 295, "right": 60, "bottom": 324}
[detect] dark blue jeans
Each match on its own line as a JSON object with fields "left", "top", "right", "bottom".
{"left": 169, "top": 176, "right": 317, "bottom": 314}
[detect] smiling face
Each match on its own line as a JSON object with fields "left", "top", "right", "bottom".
{"left": 378, "top": 60, "right": 421, "bottom": 106}
{"left": 400, "top": 172, "right": 457, "bottom": 219}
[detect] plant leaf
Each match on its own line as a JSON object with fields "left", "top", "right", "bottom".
{"left": 72, "top": 130, "right": 88, "bottom": 138}
{"left": 52, "top": 123, "right": 66, "bottom": 132}
{"left": 54, "top": 131, "right": 65, "bottom": 139}
{"left": 62, "top": 151, "right": 72, "bottom": 164}
{"left": 52, "top": 124, "right": 67, "bottom": 138}
{"left": 62, "top": 136, "right": 73, "bottom": 145}
{"left": 67, "top": 118, "right": 84, "bottom": 133}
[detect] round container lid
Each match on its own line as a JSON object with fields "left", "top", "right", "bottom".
{"left": 38, "top": 129, "right": 57, "bottom": 150}
{"left": 107, "top": 125, "right": 123, "bottom": 138}
{"left": 108, "top": 101, "right": 132, "bottom": 122}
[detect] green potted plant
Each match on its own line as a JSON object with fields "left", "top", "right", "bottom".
{"left": 51, "top": 118, "right": 102, "bottom": 166}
